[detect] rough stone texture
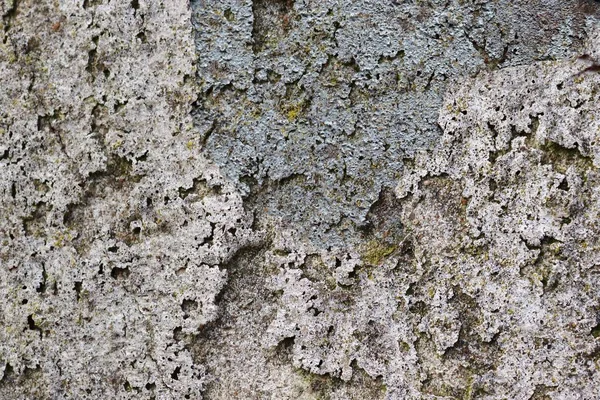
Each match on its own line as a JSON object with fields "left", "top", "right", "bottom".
{"left": 1, "top": 0, "right": 600, "bottom": 399}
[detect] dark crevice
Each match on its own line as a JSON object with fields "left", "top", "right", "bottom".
{"left": 558, "top": 178, "right": 569, "bottom": 191}
{"left": 136, "top": 31, "right": 147, "bottom": 43}
{"left": 83, "top": 0, "right": 103, "bottom": 9}
{"left": 0, "top": 363, "right": 13, "bottom": 386}
{"left": 36, "top": 263, "right": 47, "bottom": 294}
{"left": 178, "top": 177, "right": 209, "bottom": 200}
{"left": 2, "top": 0, "right": 19, "bottom": 36}
{"left": 274, "top": 335, "right": 295, "bottom": 359}
{"left": 173, "top": 326, "right": 184, "bottom": 342}
{"left": 27, "top": 314, "right": 43, "bottom": 338}
{"left": 86, "top": 36, "right": 99, "bottom": 75}
{"left": 171, "top": 366, "right": 181, "bottom": 380}
{"left": 74, "top": 281, "right": 83, "bottom": 301}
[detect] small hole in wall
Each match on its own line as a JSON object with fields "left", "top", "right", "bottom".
{"left": 145, "top": 382, "right": 156, "bottom": 391}
{"left": 27, "top": 315, "right": 43, "bottom": 337}
{"left": 173, "top": 326, "right": 183, "bottom": 341}
{"left": 558, "top": 178, "right": 569, "bottom": 191}
{"left": 74, "top": 281, "right": 83, "bottom": 301}
{"left": 224, "top": 8, "right": 235, "bottom": 22}
{"left": 308, "top": 306, "right": 322, "bottom": 316}
{"left": 132, "top": 226, "right": 141, "bottom": 235}
{"left": 276, "top": 336, "right": 295, "bottom": 352}
{"left": 171, "top": 366, "right": 181, "bottom": 380}
{"left": 181, "top": 299, "right": 198, "bottom": 319}
{"left": 347, "top": 265, "right": 358, "bottom": 280}
{"left": 111, "top": 266, "right": 131, "bottom": 280}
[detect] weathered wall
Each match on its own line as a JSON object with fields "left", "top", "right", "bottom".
{"left": 1, "top": 0, "right": 600, "bottom": 399}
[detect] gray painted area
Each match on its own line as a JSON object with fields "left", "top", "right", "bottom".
{"left": 1, "top": 0, "right": 600, "bottom": 399}
{"left": 193, "top": 0, "right": 593, "bottom": 245}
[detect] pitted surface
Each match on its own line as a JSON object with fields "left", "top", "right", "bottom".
{"left": 192, "top": 0, "right": 596, "bottom": 245}
{"left": 1, "top": 0, "right": 600, "bottom": 399}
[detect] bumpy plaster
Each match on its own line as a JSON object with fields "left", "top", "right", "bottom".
{"left": 1, "top": 0, "right": 600, "bottom": 399}
{"left": 192, "top": 0, "right": 596, "bottom": 246}
{"left": 260, "top": 34, "right": 600, "bottom": 399}
{"left": 1, "top": 0, "right": 257, "bottom": 398}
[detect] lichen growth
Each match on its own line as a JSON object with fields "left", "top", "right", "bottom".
{"left": 361, "top": 240, "right": 396, "bottom": 266}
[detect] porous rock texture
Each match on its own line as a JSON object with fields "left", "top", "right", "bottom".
{"left": 1, "top": 0, "right": 600, "bottom": 399}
